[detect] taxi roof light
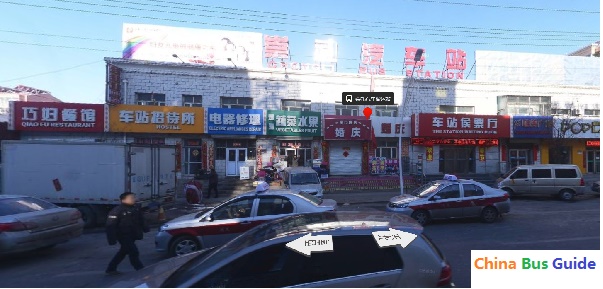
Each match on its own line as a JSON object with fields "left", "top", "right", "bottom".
{"left": 443, "top": 174, "right": 458, "bottom": 181}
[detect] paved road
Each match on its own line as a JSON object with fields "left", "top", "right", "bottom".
{"left": 0, "top": 194, "right": 599, "bottom": 288}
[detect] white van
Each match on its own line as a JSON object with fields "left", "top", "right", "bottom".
{"left": 281, "top": 167, "right": 324, "bottom": 199}
{"left": 496, "top": 164, "right": 586, "bottom": 201}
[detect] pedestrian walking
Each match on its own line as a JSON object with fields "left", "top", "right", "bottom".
{"left": 292, "top": 155, "right": 299, "bottom": 167}
{"left": 105, "top": 192, "right": 149, "bottom": 275}
{"left": 207, "top": 168, "right": 219, "bottom": 198}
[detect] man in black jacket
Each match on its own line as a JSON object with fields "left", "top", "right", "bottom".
{"left": 206, "top": 168, "right": 219, "bottom": 198}
{"left": 105, "top": 192, "right": 150, "bottom": 275}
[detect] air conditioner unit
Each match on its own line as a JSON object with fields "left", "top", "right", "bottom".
{"left": 156, "top": 101, "right": 166, "bottom": 106}
{"left": 183, "top": 103, "right": 194, "bottom": 107}
{"left": 137, "top": 101, "right": 150, "bottom": 105}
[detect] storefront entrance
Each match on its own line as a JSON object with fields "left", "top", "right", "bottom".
{"left": 279, "top": 141, "right": 312, "bottom": 167}
{"left": 509, "top": 149, "right": 530, "bottom": 168}
{"left": 226, "top": 148, "right": 247, "bottom": 176}
{"left": 586, "top": 149, "right": 600, "bottom": 173}
{"left": 439, "top": 147, "right": 475, "bottom": 174}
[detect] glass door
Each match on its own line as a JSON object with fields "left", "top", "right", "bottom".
{"left": 586, "top": 150, "right": 600, "bottom": 173}
{"left": 509, "top": 149, "right": 530, "bottom": 168}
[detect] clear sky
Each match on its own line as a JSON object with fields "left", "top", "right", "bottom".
{"left": 0, "top": 0, "right": 599, "bottom": 103}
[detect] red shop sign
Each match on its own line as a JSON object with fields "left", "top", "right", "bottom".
{"left": 413, "top": 113, "right": 511, "bottom": 138}
{"left": 10, "top": 101, "right": 105, "bottom": 132}
{"left": 324, "top": 116, "right": 372, "bottom": 140}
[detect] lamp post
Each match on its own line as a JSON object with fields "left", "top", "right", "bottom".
{"left": 399, "top": 49, "right": 424, "bottom": 195}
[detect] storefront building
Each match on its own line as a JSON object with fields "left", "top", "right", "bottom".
{"left": 266, "top": 110, "right": 321, "bottom": 167}
{"left": 505, "top": 116, "right": 553, "bottom": 169}
{"left": 411, "top": 113, "right": 511, "bottom": 175}
{"left": 207, "top": 108, "right": 264, "bottom": 176}
{"left": 544, "top": 117, "right": 600, "bottom": 174}
{"left": 369, "top": 116, "right": 411, "bottom": 174}
{"left": 323, "top": 116, "right": 373, "bottom": 176}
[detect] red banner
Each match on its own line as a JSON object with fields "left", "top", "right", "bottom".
{"left": 413, "top": 113, "right": 511, "bottom": 138}
{"left": 11, "top": 102, "right": 105, "bottom": 132}
{"left": 324, "top": 116, "right": 372, "bottom": 140}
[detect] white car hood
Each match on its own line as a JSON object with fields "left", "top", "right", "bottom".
{"left": 389, "top": 194, "right": 421, "bottom": 204}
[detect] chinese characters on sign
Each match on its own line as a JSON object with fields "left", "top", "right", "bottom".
{"left": 371, "top": 117, "right": 411, "bottom": 137}
{"left": 478, "top": 147, "right": 486, "bottom": 162}
{"left": 414, "top": 113, "right": 511, "bottom": 138}
{"left": 405, "top": 47, "right": 466, "bottom": 80}
{"left": 324, "top": 116, "right": 372, "bottom": 140}
{"left": 207, "top": 108, "right": 264, "bottom": 135}
{"left": 266, "top": 110, "right": 321, "bottom": 136}
{"left": 108, "top": 104, "right": 205, "bottom": 133}
{"left": 264, "top": 35, "right": 290, "bottom": 68}
{"left": 106, "top": 64, "right": 122, "bottom": 104}
{"left": 426, "top": 147, "right": 433, "bottom": 162}
{"left": 411, "top": 138, "right": 499, "bottom": 146}
{"left": 264, "top": 36, "right": 336, "bottom": 72}
{"left": 10, "top": 102, "right": 105, "bottom": 132}
{"left": 358, "top": 43, "right": 385, "bottom": 75}
{"left": 512, "top": 116, "right": 553, "bottom": 138}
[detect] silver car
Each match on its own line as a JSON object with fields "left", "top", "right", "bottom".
{"left": 0, "top": 195, "right": 84, "bottom": 254}
{"left": 387, "top": 178, "right": 511, "bottom": 225}
{"left": 156, "top": 190, "right": 337, "bottom": 256}
{"left": 107, "top": 212, "right": 454, "bottom": 288}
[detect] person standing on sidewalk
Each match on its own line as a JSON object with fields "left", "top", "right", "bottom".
{"left": 105, "top": 192, "right": 149, "bottom": 275}
{"left": 207, "top": 168, "right": 219, "bottom": 198}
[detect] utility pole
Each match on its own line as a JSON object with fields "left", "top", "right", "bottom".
{"left": 399, "top": 49, "right": 424, "bottom": 195}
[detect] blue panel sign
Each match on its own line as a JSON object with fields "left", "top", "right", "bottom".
{"left": 207, "top": 108, "right": 264, "bottom": 135}
{"left": 512, "top": 116, "right": 553, "bottom": 138}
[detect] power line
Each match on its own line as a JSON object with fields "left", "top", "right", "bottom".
{"left": 404, "top": 0, "right": 600, "bottom": 14}
{"left": 0, "top": 60, "right": 103, "bottom": 82}
{"left": 1, "top": 35, "right": 598, "bottom": 71}
{"left": 89, "top": 0, "right": 595, "bottom": 42}
{"left": 0, "top": 0, "right": 584, "bottom": 47}
{"left": 129, "top": 0, "right": 599, "bottom": 36}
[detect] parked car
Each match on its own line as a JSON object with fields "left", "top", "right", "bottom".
{"left": 156, "top": 188, "right": 337, "bottom": 256}
{"left": 108, "top": 212, "right": 454, "bottom": 288}
{"left": 497, "top": 164, "right": 586, "bottom": 201}
{"left": 0, "top": 195, "right": 84, "bottom": 255}
{"left": 387, "top": 175, "right": 511, "bottom": 225}
{"left": 280, "top": 167, "right": 324, "bottom": 198}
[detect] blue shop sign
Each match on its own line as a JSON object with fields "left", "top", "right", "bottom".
{"left": 207, "top": 108, "right": 264, "bottom": 135}
{"left": 512, "top": 116, "right": 553, "bottom": 138}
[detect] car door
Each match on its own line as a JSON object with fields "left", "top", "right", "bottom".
{"left": 530, "top": 168, "right": 554, "bottom": 194}
{"left": 200, "top": 196, "right": 257, "bottom": 248}
{"left": 427, "top": 184, "right": 464, "bottom": 219}
{"left": 508, "top": 168, "right": 530, "bottom": 194}
{"left": 251, "top": 195, "right": 296, "bottom": 226}
{"left": 461, "top": 184, "right": 487, "bottom": 217}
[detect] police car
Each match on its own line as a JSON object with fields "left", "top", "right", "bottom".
{"left": 387, "top": 174, "right": 511, "bottom": 225}
{"left": 156, "top": 182, "right": 337, "bottom": 256}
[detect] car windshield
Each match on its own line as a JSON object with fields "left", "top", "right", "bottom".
{"left": 501, "top": 167, "right": 517, "bottom": 179}
{"left": 0, "top": 197, "right": 58, "bottom": 217}
{"left": 410, "top": 182, "right": 444, "bottom": 198}
{"left": 290, "top": 173, "right": 320, "bottom": 185}
{"left": 297, "top": 192, "right": 322, "bottom": 205}
{"left": 162, "top": 213, "right": 330, "bottom": 287}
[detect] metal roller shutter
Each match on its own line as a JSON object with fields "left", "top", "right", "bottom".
{"left": 329, "top": 141, "right": 362, "bottom": 176}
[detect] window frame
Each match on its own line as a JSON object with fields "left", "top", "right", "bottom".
{"left": 182, "top": 94, "right": 203, "bottom": 107}
{"left": 531, "top": 168, "right": 552, "bottom": 179}
{"left": 220, "top": 97, "right": 253, "bottom": 109}
{"left": 135, "top": 92, "right": 166, "bottom": 106}
{"left": 436, "top": 184, "right": 461, "bottom": 199}
{"left": 256, "top": 196, "right": 295, "bottom": 217}
{"left": 462, "top": 184, "right": 484, "bottom": 197}
{"left": 334, "top": 104, "right": 359, "bottom": 116}
{"left": 438, "top": 105, "right": 475, "bottom": 114}
{"left": 554, "top": 168, "right": 578, "bottom": 179}
{"left": 281, "top": 99, "right": 311, "bottom": 111}
{"left": 511, "top": 169, "right": 529, "bottom": 179}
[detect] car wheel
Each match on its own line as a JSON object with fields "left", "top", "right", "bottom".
{"left": 558, "top": 189, "right": 575, "bottom": 202}
{"left": 481, "top": 206, "right": 499, "bottom": 223}
{"left": 77, "top": 206, "right": 96, "bottom": 228}
{"left": 411, "top": 210, "right": 430, "bottom": 226}
{"left": 170, "top": 236, "right": 200, "bottom": 257}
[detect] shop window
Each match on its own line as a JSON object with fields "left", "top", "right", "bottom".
{"left": 281, "top": 99, "right": 311, "bottom": 111}
{"left": 548, "top": 146, "right": 572, "bottom": 165}
{"left": 551, "top": 109, "right": 570, "bottom": 115}
{"left": 498, "top": 95, "right": 551, "bottom": 116}
{"left": 135, "top": 92, "right": 166, "bottom": 106}
{"left": 182, "top": 94, "right": 203, "bottom": 107}
{"left": 375, "top": 139, "right": 398, "bottom": 159}
{"left": 375, "top": 105, "right": 399, "bottom": 117}
{"left": 438, "top": 105, "right": 474, "bottom": 114}
{"left": 584, "top": 109, "right": 600, "bottom": 116}
{"left": 184, "top": 146, "right": 203, "bottom": 175}
{"left": 221, "top": 97, "right": 253, "bottom": 109}
{"left": 334, "top": 104, "right": 359, "bottom": 116}
{"left": 215, "top": 139, "right": 227, "bottom": 160}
